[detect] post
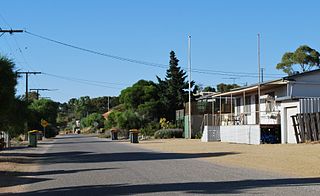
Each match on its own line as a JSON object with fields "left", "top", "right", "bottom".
{"left": 257, "top": 33, "right": 261, "bottom": 125}
{"left": 231, "top": 93, "right": 233, "bottom": 124}
{"left": 188, "top": 35, "right": 192, "bottom": 139}
{"left": 219, "top": 96, "right": 222, "bottom": 125}
{"left": 108, "top": 96, "right": 110, "bottom": 111}
{"left": 26, "top": 73, "right": 29, "bottom": 100}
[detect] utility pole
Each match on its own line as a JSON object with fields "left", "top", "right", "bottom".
{"left": 188, "top": 35, "right": 192, "bottom": 139}
{"left": 29, "top": 88, "right": 56, "bottom": 99}
{"left": 0, "top": 29, "right": 23, "bottom": 37}
{"left": 17, "top": 71, "right": 41, "bottom": 100}
{"left": 261, "top": 68, "right": 264, "bottom": 83}
{"left": 16, "top": 71, "right": 41, "bottom": 141}
{"left": 257, "top": 33, "right": 261, "bottom": 125}
{"left": 108, "top": 96, "right": 110, "bottom": 111}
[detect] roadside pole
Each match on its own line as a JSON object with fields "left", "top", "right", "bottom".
{"left": 188, "top": 35, "right": 192, "bottom": 139}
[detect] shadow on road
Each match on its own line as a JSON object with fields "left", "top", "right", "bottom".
{"left": 0, "top": 150, "right": 239, "bottom": 164}
{"left": 2, "top": 177, "right": 320, "bottom": 195}
{"left": 0, "top": 167, "right": 117, "bottom": 188}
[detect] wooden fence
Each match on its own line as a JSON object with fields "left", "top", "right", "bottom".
{"left": 291, "top": 112, "right": 320, "bottom": 143}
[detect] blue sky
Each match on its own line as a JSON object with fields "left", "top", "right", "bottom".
{"left": 0, "top": 0, "right": 319, "bottom": 103}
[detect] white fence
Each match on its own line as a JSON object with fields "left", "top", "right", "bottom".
{"left": 201, "top": 126, "right": 220, "bottom": 142}
{"left": 219, "top": 125, "right": 261, "bottom": 145}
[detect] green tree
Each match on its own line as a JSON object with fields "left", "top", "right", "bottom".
{"left": 6, "top": 97, "right": 29, "bottom": 138}
{"left": 0, "top": 56, "right": 18, "bottom": 128}
{"left": 80, "top": 113, "right": 104, "bottom": 128}
{"left": 203, "top": 86, "right": 216, "bottom": 92}
{"left": 120, "top": 80, "right": 160, "bottom": 121}
{"left": 117, "top": 110, "right": 141, "bottom": 130}
{"left": 0, "top": 56, "right": 27, "bottom": 140}
{"left": 157, "top": 51, "right": 193, "bottom": 121}
{"left": 276, "top": 45, "right": 320, "bottom": 75}
{"left": 91, "top": 96, "right": 119, "bottom": 113}
{"left": 28, "top": 99, "right": 59, "bottom": 137}
{"left": 104, "top": 110, "right": 122, "bottom": 129}
{"left": 217, "top": 83, "right": 240, "bottom": 93}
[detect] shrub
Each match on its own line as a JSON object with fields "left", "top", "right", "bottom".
{"left": 80, "top": 113, "right": 104, "bottom": 128}
{"left": 140, "top": 121, "right": 160, "bottom": 136}
{"left": 154, "top": 128, "right": 183, "bottom": 139}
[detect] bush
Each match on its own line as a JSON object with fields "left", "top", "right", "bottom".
{"left": 140, "top": 121, "right": 160, "bottom": 136}
{"left": 81, "top": 113, "right": 104, "bottom": 129}
{"left": 44, "top": 126, "right": 59, "bottom": 138}
{"left": 154, "top": 128, "right": 183, "bottom": 139}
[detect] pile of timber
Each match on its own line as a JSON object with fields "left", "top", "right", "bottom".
{"left": 291, "top": 112, "right": 320, "bottom": 143}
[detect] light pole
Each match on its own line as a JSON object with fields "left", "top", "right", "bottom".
{"left": 188, "top": 35, "right": 192, "bottom": 139}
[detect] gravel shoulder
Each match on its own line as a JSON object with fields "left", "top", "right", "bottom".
{"left": 135, "top": 139, "right": 320, "bottom": 177}
{"left": 0, "top": 140, "right": 52, "bottom": 194}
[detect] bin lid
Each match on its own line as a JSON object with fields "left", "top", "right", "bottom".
{"left": 129, "top": 129, "right": 139, "bottom": 133}
{"left": 110, "top": 128, "right": 119, "bottom": 132}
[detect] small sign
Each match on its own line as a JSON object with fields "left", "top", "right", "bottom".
{"left": 41, "top": 119, "right": 48, "bottom": 128}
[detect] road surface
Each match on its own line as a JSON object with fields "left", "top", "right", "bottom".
{"left": 2, "top": 134, "right": 320, "bottom": 195}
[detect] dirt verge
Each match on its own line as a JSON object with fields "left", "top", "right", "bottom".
{"left": 135, "top": 139, "right": 320, "bottom": 177}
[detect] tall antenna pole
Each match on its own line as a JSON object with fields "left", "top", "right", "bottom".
{"left": 108, "top": 96, "right": 110, "bottom": 111}
{"left": 188, "top": 35, "right": 192, "bottom": 139}
{"left": 257, "top": 33, "right": 261, "bottom": 125}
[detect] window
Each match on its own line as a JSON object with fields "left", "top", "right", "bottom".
{"left": 244, "top": 96, "right": 251, "bottom": 115}
{"left": 236, "top": 98, "right": 241, "bottom": 114}
{"left": 265, "top": 92, "right": 275, "bottom": 113}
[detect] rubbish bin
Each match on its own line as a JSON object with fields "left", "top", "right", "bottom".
{"left": 129, "top": 129, "right": 139, "bottom": 143}
{"left": 37, "top": 131, "right": 43, "bottom": 140}
{"left": 110, "top": 128, "right": 118, "bottom": 140}
{"left": 28, "top": 130, "right": 38, "bottom": 147}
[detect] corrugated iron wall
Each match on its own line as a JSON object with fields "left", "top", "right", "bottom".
{"left": 299, "top": 98, "right": 320, "bottom": 113}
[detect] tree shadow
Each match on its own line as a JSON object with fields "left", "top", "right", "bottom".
{"left": 0, "top": 167, "right": 118, "bottom": 188}
{"left": 2, "top": 177, "right": 320, "bottom": 195}
{"left": 0, "top": 150, "right": 239, "bottom": 165}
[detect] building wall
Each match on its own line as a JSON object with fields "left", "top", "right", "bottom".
{"left": 220, "top": 125, "right": 260, "bottom": 144}
{"left": 290, "top": 72, "right": 320, "bottom": 97}
{"left": 232, "top": 86, "right": 286, "bottom": 125}
{"left": 280, "top": 100, "right": 299, "bottom": 144}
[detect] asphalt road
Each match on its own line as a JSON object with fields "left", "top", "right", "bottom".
{"left": 2, "top": 134, "right": 320, "bottom": 195}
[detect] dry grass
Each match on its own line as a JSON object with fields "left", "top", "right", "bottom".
{"left": 136, "top": 139, "right": 320, "bottom": 177}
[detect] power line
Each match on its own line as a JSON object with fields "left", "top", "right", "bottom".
{"left": 43, "top": 72, "right": 125, "bottom": 89}
{"left": 24, "top": 30, "right": 284, "bottom": 79}
{"left": 25, "top": 30, "right": 168, "bottom": 69}
{"left": 0, "top": 14, "right": 42, "bottom": 87}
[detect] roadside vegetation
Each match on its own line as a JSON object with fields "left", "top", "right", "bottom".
{"left": 1, "top": 45, "right": 319, "bottom": 147}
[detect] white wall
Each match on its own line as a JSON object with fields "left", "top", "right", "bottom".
{"left": 201, "top": 126, "right": 220, "bottom": 142}
{"left": 220, "top": 125, "right": 260, "bottom": 144}
{"left": 280, "top": 101, "right": 299, "bottom": 144}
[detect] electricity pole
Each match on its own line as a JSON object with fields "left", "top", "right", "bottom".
{"left": 188, "top": 35, "right": 192, "bottom": 139}
{"left": 17, "top": 71, "right": 42, "bottom": 100}
{"left": 0, "top": 29, "right": 23, "bottom": 37}
{"left": 29, "top": 88, "right": 57, "bottom": 99}
{"left": 108, "top": 96, "right": 110, "bottom": 111}
{"left": 257, "top": 33, "right": 261, "bottom": 125}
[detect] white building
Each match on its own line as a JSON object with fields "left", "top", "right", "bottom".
{"left": 201, "top": 69, "right": 320, "bottom": 144}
